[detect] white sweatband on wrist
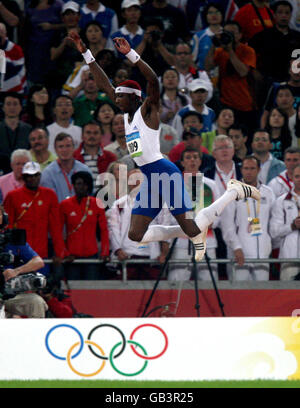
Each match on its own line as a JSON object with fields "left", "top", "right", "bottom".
{"left": 82, "top": 49, "right": 95, "bottom": 64}
{"left": 125, "top": 49, "right": 140, "bottom": 64}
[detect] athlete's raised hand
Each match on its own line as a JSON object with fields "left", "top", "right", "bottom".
{"left": 68, "top": 31, "right": 87, "bottom": 54}
{"left": 113, "top": 37, "right": 131, "bottom": 55}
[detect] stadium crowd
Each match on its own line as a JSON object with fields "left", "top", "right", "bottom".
{"left": 0, "top": 0, "right": 300, "bottom": 289}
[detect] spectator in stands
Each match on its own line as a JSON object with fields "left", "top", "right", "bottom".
{"left": 40, "top": 133, "right": 92, "bottom": 202}
{"left": 0, "top": 149, "right": 31, "bottom": 201}
{"left": 48, "top": 1, "right": 82, "bottom": 93}
{"left": 268, "top": 147, "right": 300, "bottom": 197}
{"left": 110, "top": 0, "right": 144, "bottom": 59}
{"left": 160, "top": 67, "right": 189, "bottom": 126}
{"left": 222, "top": 155, "right": 275, "bottom": 281}
{"left": 270, "top": 164, "right": 300, "bottom": 280}
{"left": 60, "top": 171, "right": 110, "bottom": 280}
{"left": 79, "top": 0, "right": 118, "bottom": 39}
{"left": 23, "top": 0, "right": 64, "bottom": 85}
{"left": 274, "top": 85, "right": 297, "bottom": 142}
{"left": 4, "top": 161, "right": 67, "bottom": 273}
{"left": 82, "top": 20, "right": 106, "bottom": 56}
{"left": 141, "top": 0, "right": 191, "bottom": 48}
{"left": 0, "top": 0, "right": 22, "bottom": 41}
{"left": 29, "top": 127, "right": 57, "bottom": 171}
{"left": 0, "top": 93, "right": 31, "bottom": 158}
{"left": 72, "top": 68, "right": 111, "bottom": 126}
{"left": 228, "top": 123, "right": 251, "bottom": 163}
{"left": 172, "top": 78, "right": 215, "bottom": 136}
{"left": 249, "top": 1, "right": 300, "bottom": 84}
{"left": 93, "top": 100, "right": 119, "bottom": 147}
{"left": 205, "top": 20, "right": 258, "bottom": 135}
{"left": 111, "top": 67, "right": 131, "bottom": 88}
{"left": 158, "top": 102, "right": 180, "bottom": 155}
{"left": 21, "top": 84, "right": 53, "bottom": 128}
{"left": 0, "top": 22, "right": 26, "bottom": 94}
{"left": 105, "top": 113, "right": 128, "bottom": 159}
{"left": 47, "top": 94, "right": 82, "bottom": 153}
{"left": 167, "top": 147, "right": 220, "bottom": 281}
{"left": 265, "top": 107, "right": 292, "bottom": 161}
{"left": 191, "top": 3, "right": 224, "bottom": 71}
{"left": 260, "top": 58, "right": 300, "bottom": 128}
{"left": 234, "top": 0, "right": 274, "bottom": 42}
{"left": 251, "top": 129, "right": 286, "bottom": 184}
{"left": 201, "top": 108, "right": 235, "bottom": 153}
{"left": 73, "top": 121, "right": 117, "bottom": 189}
{"left": 106, "top": 168, "right": 162, "bottom": 280}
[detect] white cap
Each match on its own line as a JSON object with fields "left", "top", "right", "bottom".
{"left": 62, "top": 1, "right": 80, "bottom": 14}
{"left": 121, "top": 0, "right": 141, "bottom": 9}
{"left": 188, "top": 78, "right": 213, "bottom": 102}
{"left": 22, "top": 161, "right": 41, "bottom": 175}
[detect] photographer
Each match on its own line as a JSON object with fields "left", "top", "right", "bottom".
{"left": 204, "top": 20, "right": 258, "bottom": 137}
{"left": 0, "top": 205, "right": 47, "bottom": 318}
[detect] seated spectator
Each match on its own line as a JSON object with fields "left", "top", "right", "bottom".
{"left": 111, "top": 67, "right": 131, "bottom": 88}
{"left": 93, "top": 100, "right": 119, "bottom": 147}
{"left": 82, "top": 20, "right": 107, "bottom": 57}
{"left": 72, "top": 68, "right": 111, "bottom": 126}
{"left": 228, "top": 123, "right": 251, "bottom": 163}
{"left": 222, "top": 156, "right": 275, "bottom": 281}
{"left": 270, "top": 164, "right": 300, "bottom": 280}
{"left": 249, "top": 1, "right": 300, "bottom": 84}
{"left": 201, "top": 108, "right": 235, "bottom": 153}
{"left": 60, "top": 171, "right": 110, "bottom": 280}
{"left": 0, "top": 0, "right": 21, "bottom": 41}
{"left": 0, "top": 149, "right": 31, "bottom": 201}
{"left": 0, "top": 22, "right": 26, "bottom": 94}
{"left": 251, "top": 129, "right": 286, "bottom": 184}
{"left": 23, "top": 0, "right": 64, "bottom": 85}
{"left": 106, "top": 168, "right": 162, "bottom": 280}
{"left": 205, "top": 20, "right": 258, "bottom": 134}
{"left": 265, "top": 107, "right": 292, "bottom": 161}
{"left": 29, "top": 127, "right": 57, "bottom": 171}
{"left": 0, "top": 92, "right": 31, "bottom": 158}
{"left": 167, "top": 147, "right": 220, "bottom": 281}
{"left": 48, "top": 1, "right": 82, "bottom": 93}
{"left": 191, "top": 3, "right": 224, "bottom": 71}
{"left": 260, "top": 58, "right": 300, "bottom": 128}
{"left": 21, "top": 84, "right": 53, "bottom": 128}
{"left": 40, "top": 133, "right": 92, "bottom": 202}
{"left": 141, "top": 0, "right": 191, "bottom": 49}
{"left": 109, "top": 0, "right": 144, "bottom": 59}
{"left": 4, "top": 161, "right": 67, "bottom": 274}
{"left": 160, "top": 67, "right": 189, "bottom": 126}
{"left": 105, "top": 113, "right": 129, "bottom": 159}
{"left": 46, "top": 94, "right": 82, "bottom": 153}
{"left": 268, "top": 146, "right": 300, "bottom": 197}
{"left": 73, "top": 121, "right": 117, "bottom": 189}
{"left": 79, "top": 0, "right": 118, "bottom": 39}
{"left": 234, "top": 0, "right": 274, "bottom": 43}
{"left": 273, "top": 85, "right": 297, "bottom": 143}
{"left": 159, "top": 117, "right": 180, "bottom": 155}
{"left": 172, "top": 78, "right": 215, "bottom": 136}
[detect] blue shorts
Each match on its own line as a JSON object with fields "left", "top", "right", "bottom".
{"left": 132, "top": 158, "right": 193, "bottom": 219}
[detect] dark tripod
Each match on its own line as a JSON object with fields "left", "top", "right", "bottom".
{"left": 141, "top": 238, "right": 226, "bottom": 317}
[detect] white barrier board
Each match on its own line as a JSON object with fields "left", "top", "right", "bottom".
{"left": 1, "top": 317, "right": 300, "bottom": 380}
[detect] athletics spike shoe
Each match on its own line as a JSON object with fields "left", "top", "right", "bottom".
{"left": 191, "top": 227, "right": 207, "bottom": 262}
{"left": 227, "top": 179, "right": 260, "bottom": 201}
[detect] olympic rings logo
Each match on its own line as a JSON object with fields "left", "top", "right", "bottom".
{"left": 45, "top": 323, "right": 168, "bottom": 378}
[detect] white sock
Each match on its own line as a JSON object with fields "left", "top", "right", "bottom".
{"left": 195, "top": 190, "right": 237, "bottom": 231}
{"left": 141, "top": 225, "right": 187, "bottom": 243}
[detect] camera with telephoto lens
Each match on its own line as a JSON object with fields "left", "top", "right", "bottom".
{"left": 4, "top": 272, "right": 47, "bottom": 298}
{"left": 150, "top": 30, "right": 162, "bottom": 42}
{"left": 212, "top": 30, "right": 235, "bottom": 47}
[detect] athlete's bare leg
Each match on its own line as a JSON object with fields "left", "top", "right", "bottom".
{"left": 128, "top": 214, "right": 154, "bottom": 242}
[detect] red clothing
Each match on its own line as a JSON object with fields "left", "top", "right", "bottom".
{"left": 73, "top": 143, "right": 117, "bottom": 174}
{"left": 60, "top": 195, "right": 109, "bottom": 257}
{"left": 168, "top": 142, "right": 209, "bottom": 163}
{"left": 4, "top": 186, "right": 66, "bottom": 258}
{"left": 46, "top": 295, "right": 73, "bottom": 318}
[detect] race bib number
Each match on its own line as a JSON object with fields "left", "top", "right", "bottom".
{"left": 126, "top": 131, "right": 143, "bottom": 158}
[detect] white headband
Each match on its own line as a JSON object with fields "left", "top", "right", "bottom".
{"left": 115, "top": 86, "right": 141, "bottom": 97}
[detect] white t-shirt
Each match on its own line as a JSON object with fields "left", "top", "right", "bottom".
{"left": 47, "top": 122, "right": 82, "bottom": 154}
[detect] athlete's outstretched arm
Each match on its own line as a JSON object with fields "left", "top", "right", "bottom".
{"left": 113, "top": 37, "right": 160, "bottom": 108}
{"left": 68, "top": 31, "right": 116, "bottom": 103}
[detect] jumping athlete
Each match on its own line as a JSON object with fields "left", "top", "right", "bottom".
{"left": 69, "top": 32, "right": 260, "bottom": 261}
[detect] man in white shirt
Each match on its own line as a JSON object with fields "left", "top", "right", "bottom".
{"left": 47, "top": 95, "right": 82, "bottom": 153}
